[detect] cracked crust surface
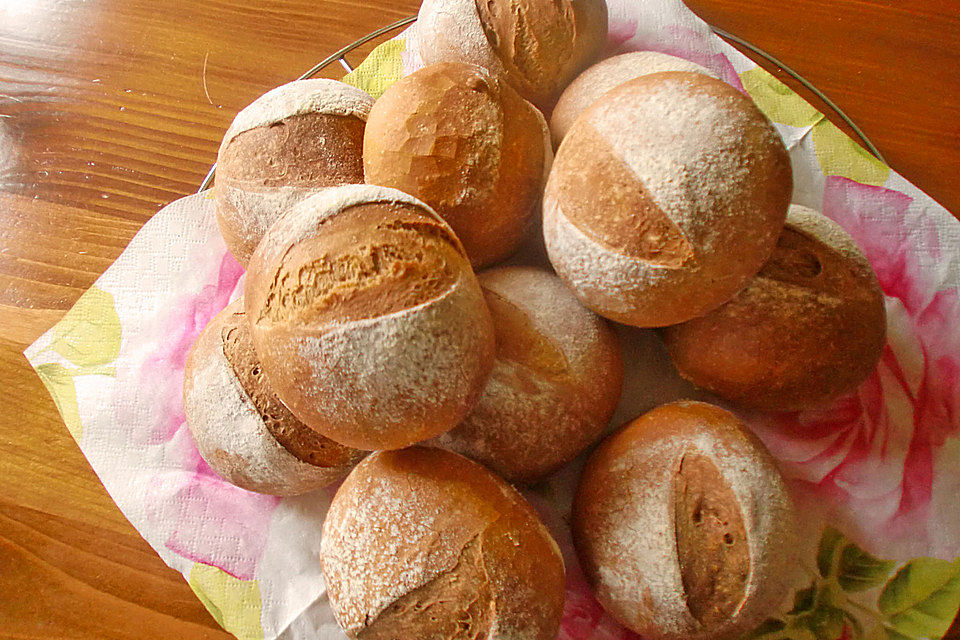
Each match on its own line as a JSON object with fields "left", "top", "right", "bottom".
{"left": 363, "top": 62, "right": 548, "bottom": 267}
{"left": 244, "top": 185, "right": 495, "bottom": 451}
{"left": 321, "top": 447, "right": 565, "bottom": 639}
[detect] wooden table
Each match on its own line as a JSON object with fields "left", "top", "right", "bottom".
{"left": 1, "top": 0, "right": 958, "bottom": 637}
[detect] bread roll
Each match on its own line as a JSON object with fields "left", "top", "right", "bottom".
{"left": 363, "top": 62, "right": 550, "bottom": 268}
{"left": 573, "top": 401, "right": 797, "bottom": 640}
{"left": 215, "top": 79, "right": 373, "bottom": 265}
{"left": 664, "top": 205, "right": 886, "bottom": 411}
{"left": 417, "top": 0, "right": 608, "bottom": 107}
{"left": 182, "top": 299, "right": 364, "bottom": 495}
{"left": 543, "top": 72, "right": 792, "bottom": 328}
{"left": 550, "top": 51, "right": 715, "bottom": 147}
{"left": 244, "top": 184, "right": 495, "bottom": 451}
{"left": 321, "top": 447, "right": 565, "bottom": 639}
{"left": 434, "top": 266, "right": 623, "bottom": 483}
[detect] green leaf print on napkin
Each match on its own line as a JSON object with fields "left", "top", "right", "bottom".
{"left": 49, "top": 287, "right": 122, "bottom": 369}
{"left": 748, "top": 528, "right": 960, "bottom": 640}
{"left": 35, "top": 363, "right": 83, "bottom": 442}
{"left": 877, "top": 558, "right": 960, "bottom": 640}
{"left": 189, "top": 563, "right": 264, "bottom": 640}
{"left": 342, "top": 38, "right": 406, "bottom": 99}
{"left": 812, "top": 119, "right": 890, "bottom": 186}
{"left": 739, "top": 66, "right": 823, "bottom": 128}
{"left": 818, "top": 527, "right": 898, "bottom": 593}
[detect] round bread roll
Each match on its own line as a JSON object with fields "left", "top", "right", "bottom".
{"left": 543, "top": 72, "right": 792, "bottom": 328}
{"left": 244, "top": 184, "right": 495, "bottom": 451}
{"left": 434, "top": 266, "right": 623, "bottom": 483}
{"left": 321, "top": 447, "right": 565, "bottom": 639}
{"left": 183, "top": 299, "right": 364, "bottom": 495}
{"left": 550, "top": 51, "right": 716, "bottom": 147}
{"left": 573, "top": 401, "right": 798, "bottom": 640}
{"left": 215, "top": 79, "right": 373, "bottom": 265}
{"left": 363, "top": 62, "right": 550, "bottom": 268}
{"left": 663, "top": 205, "right": 886, "bottom": 411}
{"left": 417, "top": 0, "right": 608, "bottom": 107}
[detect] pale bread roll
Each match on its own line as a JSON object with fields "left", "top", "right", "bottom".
{"left": 321, "top": 447, "right": 565, "bottom": 639}
{"left": 183, "top": 299, "right": 364, "bottom": 495}
{"left": 543, "top": 72, "right": 792, "bottom": 328}
{"left": 551, "top": 51, "right": 716, "bottom": 146}
{"left": 363, "top": 62, "right": 551, "bottom": 268}
{"left": 215, "top": 79, "right": 373, "bottom": 265}
{"left": 417, "top": 0, "right": 608, "bottom": 107}
{"left": 434, "top": 266, "right": 623, "bottom": 483}
{"left": 664, "top": 205, "right": 886, "bottom": 411}
{"left": 574, "top": 401, "right": 798, "bottom": 640}
{"left": 244, "top": 184, "right": 495, "bottom": 451}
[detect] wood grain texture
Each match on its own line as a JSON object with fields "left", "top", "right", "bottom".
{"left": 0, "top": 0, "right": 957, "bottom": 637}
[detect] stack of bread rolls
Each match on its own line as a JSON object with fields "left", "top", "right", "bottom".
{"left": 182, "top": 0, "right": 888, "bottom": 637}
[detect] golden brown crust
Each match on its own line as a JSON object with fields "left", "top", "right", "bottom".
{"left": 663, "top": 208, "right": 886, "bottom": 411}
{"left": 553, "top": 122, "right": 696, "bottom": 267}
{"left": 363, "top": 62, "right": 546, "bottom": 268}
{"left": 475, "top": 0, "right": 608, "bottom": 106}
{"left": 321, "top": 447, "right": 565, "bottom": 639}
{"left": 573, "top": 401, "right": 797, "bottom": 640}
{"left": 244, "top": 185, "right": 496, "bottom": 452}
{"left": 434, "top": 266, "right": 623, "bottom": 483}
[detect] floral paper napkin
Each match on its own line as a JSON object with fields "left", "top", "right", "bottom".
{"left": 26, "top": 0, "right": 960, "bottom": 638}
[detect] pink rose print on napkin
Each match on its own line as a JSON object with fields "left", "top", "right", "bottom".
{"left": 147, "top": 423, "right": 280, "bottom": 580}
{"left": 114, "top": 232, "right": 281, "bottom": 579}
{"left": 628, "top": 25, "right": 745, "bottom": 93}
{"left": 139, "top": 251, "right": 244, "bottom": 445}
{"left": 753, "top": 177, "right": 960, "bottom": 556}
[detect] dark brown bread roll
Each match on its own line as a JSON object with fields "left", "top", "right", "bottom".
{"left": 363, "top": 62, "right": 550, "bottom": 268}
{"left": 244, "top": 184, "right": 495, "bottom": 451}
{"left": 215, "top": 79, "right": 373, "bottom": 265}
{"left": 182, "top": 299, "right": 364, "bottom": 495}
{"left": 543, "top": 72, "right": 792, "bottom": 328}
{"left": 434, "top": 266, "right": 623, "bottom": 483}
{"left": 320, "top": 447, "right": 565, "bottom": 639}
{"left": 574, "top": 401, "right": 798, "bottom": 640}
{"left": 663, "top": 205, "right": 887, "bottom": 411}
{"left": 417, "top": 0, "right": 608, "bottom": 108}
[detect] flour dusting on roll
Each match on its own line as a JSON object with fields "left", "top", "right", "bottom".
{"left": 244, "top": 184, "right": 495, "bottom": 451}
{"left": 544, "top": 72, "right": 792, "bottom": 328}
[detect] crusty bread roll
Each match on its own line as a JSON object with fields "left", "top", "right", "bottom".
{"left": 363, "top": 62, "right": 550, "bottom": 268}
{"left": 543, "top": 72, "right": 792, "bottom": 328}
{"left": 664, "top": 205, "right": 887, "bottom": 411}
{"left": 244, "top": 184, "right": 495, "bottom": 451}
{"left": 550, "top": 51, "right": 715, "bottom": 147}
{"left": 574, "top": 401, "right": 798, "bottom": 640}
{"left": 183, "top": 299, "right": 364, "bottom": 495}
{"left": 433, "top": 266, "right": 623, "bottom": 483}
{"left": 417, "top": 0, "right": 608, "bottom": 108}
{"left": 321, "top": 447, "right": 565, "bottom": 639}
{"left": 215, "top": 79, "right": 373, "bottom": 265}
